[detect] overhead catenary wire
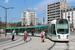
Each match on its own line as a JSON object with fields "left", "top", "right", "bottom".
{"left": 37, "top": 13, "right": 46, "bottom": 17}
{"left": 24, "top": 0, "right": 28, "bottom": 10}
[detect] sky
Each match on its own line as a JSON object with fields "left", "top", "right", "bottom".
{"left": 0, "top": 0, "right": 75, "bottom": 23}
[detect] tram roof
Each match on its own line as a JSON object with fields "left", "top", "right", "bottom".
{"left": 6, "top": 24, "right": 49, "bottom": 29}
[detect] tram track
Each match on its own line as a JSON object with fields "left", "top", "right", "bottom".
{"left": 66, "top": 43, "right": 69, "bottom": 50}
{"left": 70, "top": 39, "right": 75, "bottom": 42}
{"left": 48, "top": 38, "right": 70, "bottom": 50}
{"left": 48, "top": 42, "right": 69, "bottom": 50}
{"left": 48, "top": 42, "right": 56, "bottom": 50}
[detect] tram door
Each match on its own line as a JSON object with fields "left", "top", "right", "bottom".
{"left": 16, "top": 29, "right": 18, "bottom": 35}
{"left": 51, "top": 24, "right": 56, "bottom": 36}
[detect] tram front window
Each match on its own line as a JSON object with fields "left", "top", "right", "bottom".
{"left": 56, "top": 19, "right": 69, "bottom": 34}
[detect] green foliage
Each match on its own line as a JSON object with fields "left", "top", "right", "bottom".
{"left": 16, "top": 22, "right": 21, "bottom": 27}
{"left": 0, "top": 21, "right": 5, "bottom": 29}
{"left": 23, "top": 24, "right": 25, "bottom": 27}
{"left": 70, "top": 24, "right": 74, "bottom": 28}
{"left": 30, "top": 22, "right": 33, "bottom": 26}
{"left": 0, "top": 21, "right": 2, "bottom": 29}
{"left": 0, "top": 21, "right": 22, "bottom": 29}
{"left": 38, "top": 23, "right": 41, "bottom": 25}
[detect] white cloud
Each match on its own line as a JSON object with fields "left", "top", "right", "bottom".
{"left": 4, "top": 0, "right": 9, "bottom": 3}
{"left": 35, "top": 0, "right": 75, "bottom": 8}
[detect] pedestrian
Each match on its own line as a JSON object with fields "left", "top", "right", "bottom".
{"left": 24, "top": 30, "right": 28, "bottom": 41}
{"left": 45, "top": 31, "right": 47, "bottom": 38}
{"left": 43, "top": 30, "right": 45, "bottom": 42}
{"left": 0, "top": 31, "right": 1, "bottom": 36}
{"left": 11, "top": 30, "right": 15, "bottom": 41}
{"left": 31, "top": 30, "right": 34, "bottom": 36}
{"left": 41, "top": 30, "right": 44, "bottom": 42}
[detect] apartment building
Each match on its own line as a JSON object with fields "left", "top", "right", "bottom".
{"left": 47, "top": 0, "right": 69, "bottom": 23}
{"left": 62, "top": 7, "right": 75, "bottom": 28}
{"left": 22, "top": 10, "right": 36, "bottom": 26}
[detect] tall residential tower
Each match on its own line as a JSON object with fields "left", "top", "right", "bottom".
{"left": 47, "top": 0, "right": 69, "bottom": 23}
{"left": 22, "top": 10, "right": 36, "bottom": 26}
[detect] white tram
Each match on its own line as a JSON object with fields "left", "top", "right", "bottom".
{"left": 47, "top": 19, "right": 70, "bottom": 42}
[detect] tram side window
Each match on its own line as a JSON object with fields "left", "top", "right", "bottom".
{"left": 6, "top": 29, "right": 11, "bottom": 33}
{"left": 6, "top": 29, "right": 9, "bottom": 32}
{"left": 51, "top": 24, "right": 56, "bottom": 35}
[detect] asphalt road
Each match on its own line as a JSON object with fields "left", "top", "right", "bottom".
{"left": 70, "top": 31, "right": 75, "bottom": 36}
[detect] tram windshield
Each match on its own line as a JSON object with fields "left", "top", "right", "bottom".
{"left": 56, "top": 19, "right": 69, "bottom": 34}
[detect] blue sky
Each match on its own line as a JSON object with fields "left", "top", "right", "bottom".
{"left": 0, "top": 0, "right": 75, "bottom": 23}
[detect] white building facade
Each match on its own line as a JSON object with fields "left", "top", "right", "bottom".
{"left": 62, "top": 7, "right": 75, "bottom": 28}
{"left": 22, "top": 11, "right": 36, "bottom": 26}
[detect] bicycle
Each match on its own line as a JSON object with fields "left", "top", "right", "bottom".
{"left": 24, "top": 35, "right": 28, "bottom": 42}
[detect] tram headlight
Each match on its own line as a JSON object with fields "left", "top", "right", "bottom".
{"left": 58, "top": 35, "right": 60, "bottom": 39}
{"left": 67, "top": 35, "right": 69, "bottom": 39}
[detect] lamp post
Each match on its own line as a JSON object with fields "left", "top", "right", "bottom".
{"left": 34, "top": 18, "right": 39, "bottom": 26}
{"left": 0, "top": 5, "right": 13, "bottom": 37}
{"left": 68, "top": 16, "right": 70, "bottom": 22}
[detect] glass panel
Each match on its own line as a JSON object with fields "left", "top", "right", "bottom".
{"left": 56, "top": 19, "right": 69, "bottom": 34}
{"left": 57, "top": 24, "right": 68, "bottom": 29}
{"left": 51, "top": 24, "right": 56, "bottom": 35}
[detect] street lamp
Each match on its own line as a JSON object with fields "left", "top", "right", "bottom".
{"left": 0, "top": 5, "right": 13, "bottom": 37}
{"left": 34, "top": 18, "right": 39, "bottom": 26}
{"left": 68, "top": 16, "right": 70, "bottom": 22}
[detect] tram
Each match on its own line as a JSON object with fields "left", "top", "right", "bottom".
{"left": 6, "top": 25, "right": 49, "bottom": 35}
{"left": 6, "top": 19, "right": 70, "bottom": 42}
{"left": 47, "top": 19, "right": 70, "bottom": 42}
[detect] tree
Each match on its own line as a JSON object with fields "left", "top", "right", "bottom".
{"left": 0, "top": 21, "right": 2, "bottom": 29}
{"left": 23, "top": 24, "right": 25, "bottom": 27}
{"left": 70, "top": 24, "right": 74, "bottom": 28}
{"left": 0, "top": 21, "right": 5, "bottom": 29}
{"left": 30, "top": 22, "right": 33, "bottom": 26}
{"left": 38, "top": 23, "right": 41, "bottom": 25}
{"left": 16, "top": 22, "right": 21, "bottom": 27}
{"left": 7, "top": 23, "right": 11, "bottom": 28}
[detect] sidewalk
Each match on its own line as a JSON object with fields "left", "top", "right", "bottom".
{"left": 0, "top": 35, "right": 54, "bottom": 50}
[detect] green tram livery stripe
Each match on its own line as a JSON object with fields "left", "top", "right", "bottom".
{"left": 7, "top": 32, "right": 41, "bottom": 34}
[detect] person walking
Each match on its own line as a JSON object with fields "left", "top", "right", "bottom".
{"left": 11, "top": 30, "right": 15, "bottom": 41}
{"left": 41, "top": 30, "right": 44, "bottom": 42}
{"left": 31, "top": 30, "right": 34, "bottom": 36}
{"left": 0, "top": 31, "right": 1, "bottom": 36}
{"left": 24, "top": 30, "right": 28, "bottom": 41}
{"left": 43, "top": 30, "right": 45, "bottom": 42}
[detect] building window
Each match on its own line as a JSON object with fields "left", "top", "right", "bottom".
{"left": 48, "top": 17, "right": 49, "bottom": 19}
{"left": 62, "top": 10, "right": 65, "bottom": 12}
{"left": 70, "top": 9, "right": 72, "bottom": 11}
{"left": 67, "top": 9, "right": 68, "bottom": 11}
{"left": 73, "top": 8, "right": 75, "bottom": 10}
{"left": 65, "top": 9, "right": 68, "bottom": 12}
{"left": 72, "top": 12, "right": 73, "bottom": 14}
{"left": 47, "top": 15, "right": 49, "bottom": 16}
{"left": 68, "top": 12, "right": 70, "bottom": 15}
{"left": 48, "top": 13, "right": 49, "bottom": 14}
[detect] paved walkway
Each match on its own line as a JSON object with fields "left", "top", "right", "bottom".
{"left": 0, "top": 35, "right": 54, "bottom": 50}
{"left": 0, "top": 33, "right": 75, "bottom": 50}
